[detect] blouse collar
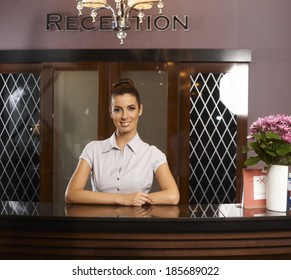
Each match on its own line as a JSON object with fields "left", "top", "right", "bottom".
{"left": 103, "top": 132, "right": 142, "bottom": 154}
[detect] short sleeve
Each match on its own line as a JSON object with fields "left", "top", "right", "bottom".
{"left": 152, "top": 147, "right": 167, "bottom": 173}
{"left": 79, "top": 142, "right": 94, "bottom": 168}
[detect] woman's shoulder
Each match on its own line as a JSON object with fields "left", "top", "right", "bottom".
{"left": 135, "top": 136, "right": 163, "bottom": 152}
{"left": 141, "top": 142, "right": 165, "bottom": 157}
{"left": 84, "top": 139, "right": 102, "bottom": 146}
{"left": 150, "top": 144, "right": 166, "bottom": 156}
{"left": 83, "top": 138, "right": 110, "bottom": 151}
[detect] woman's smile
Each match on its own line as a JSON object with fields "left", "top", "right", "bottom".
{"left": 120, "top": 121, "right": 131, "bottom": 127}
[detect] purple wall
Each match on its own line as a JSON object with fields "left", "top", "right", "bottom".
{"left": 1, "top": 0, "right": 291, "bottom": 126}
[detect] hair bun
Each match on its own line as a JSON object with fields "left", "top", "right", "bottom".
{"left": 111, "top": 78, "right": 141, "bottom": 106}
{"left": 113, "top": 78, "right": 134, "bottom": 89}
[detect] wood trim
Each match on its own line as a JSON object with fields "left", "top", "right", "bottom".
{"left": 236, "top": 115, "right": 248, "bottom": 202}
{"left": 0, "top": 49, "right": 252, "bottom": 64}
{"left": 1, "top": 222, "right": 291, "bottom": 259}
{"left": 1, "top": 231, "right": 291, "bottom": 259}
{"left": 40, "top": 63, "right": 54, "bottom": 202}
{"left": 178, "top": 63, "right": 192, "bottom": 204}
{"left": 0, "top": 64, "right": 41, "bottom": 73}
{"left": 167, "top": 62, "right": 179, "bottom": 179}
{"left": 97, "top": 62, "right": 110, "bottom": 139}
{"left": 108, "top": 62, "right": 122, "bottom": 135}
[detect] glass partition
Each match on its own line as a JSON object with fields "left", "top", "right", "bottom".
{"left": 53, "top": 71, "right": 98, "bottom": 203}
{"left": 0, "top": 73, "right": 40, "bottom": 202}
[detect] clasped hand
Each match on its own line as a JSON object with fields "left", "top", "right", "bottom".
{"left": 123, "top": 192, "right": 153, "bottom": 207}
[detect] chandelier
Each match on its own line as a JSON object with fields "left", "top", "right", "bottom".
{"left": 76, "top": 0, "right": 165, "bottom": 45}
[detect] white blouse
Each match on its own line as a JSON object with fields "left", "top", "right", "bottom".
{"left": 80, "top": 133, "right": 167, "bottom": 194}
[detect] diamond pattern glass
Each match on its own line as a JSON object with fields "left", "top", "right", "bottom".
{"left": 189, "top": 204, "right": 221, "bottom": 217}
{"left": 0, "top": 73, "right": 40, "bottom": 202}
{"left": 0, "top": 200, "right": 40, "bottom": 216}
{"left": 189, "top": 73, "right": 237, "bottom": 204}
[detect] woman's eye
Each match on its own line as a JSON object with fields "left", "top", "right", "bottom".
{"left": 113, "top": 108, "right": 120, "bottom": 113}
{"left": 129, "top": 106, "right": 136, "bottom": 111}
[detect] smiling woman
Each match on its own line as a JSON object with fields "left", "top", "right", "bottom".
{"left": 65, "top": 78, "right": 180, "bottom": 206}
{"left": 109, "top": 79, "right": 142, "bottom": 142}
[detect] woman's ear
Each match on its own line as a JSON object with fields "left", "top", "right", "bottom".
{"left": 109, "top": 107, "right": 113, "bottom": 118}
{"left": 138, "top": 104, "right": 143, "bottom": 116}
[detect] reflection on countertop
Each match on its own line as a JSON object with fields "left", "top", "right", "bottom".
{"left": 0, "top": 200, "right": 290, "bottom": 218}
{"left": 65, "top": 204, "right": 180, "bottom": 218}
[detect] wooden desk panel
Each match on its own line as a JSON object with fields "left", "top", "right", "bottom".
{"left": 1, "top": 202, "right": 291, "bottom": 259}
{"left": 1, "top": 229, "right": 291, "bottom": 259}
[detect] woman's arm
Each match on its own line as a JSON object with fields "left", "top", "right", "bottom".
{"left": 65, "top": 159, "right": 153, "bottom": 206}
{"left": 149, "top": 163, "right": 180, "bottom": 205}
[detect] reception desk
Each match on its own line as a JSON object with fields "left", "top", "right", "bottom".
{"left": 0, "top": 201, "right": 291, "bottom": 259}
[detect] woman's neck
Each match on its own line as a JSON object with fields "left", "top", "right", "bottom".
{"left": 115, "top": 130, "right": 137, "bottom": 150}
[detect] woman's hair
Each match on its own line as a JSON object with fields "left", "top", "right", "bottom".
{"left": 111, "top": 78, "right": 141, "bottom": 107}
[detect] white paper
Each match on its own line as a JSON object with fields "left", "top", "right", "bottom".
{"left": 253, "top": 175, "right": 266, "bottom": 200}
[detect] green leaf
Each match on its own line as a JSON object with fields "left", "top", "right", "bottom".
{"left": 242, "top": 146, "right": 249, "bottom": 153}
{"left": 244, "top": 156, "right": 261, "bottom": 166}
{"left": 264, "top": 147, "right": 277, "bottom": 157}
{"left": 252, "top": 133, "right": 263, "bottom": 141}
{"left": 265, "top": 132, "right": 281, "bottom": 140}
{"left": 277, "top": 145, "right": 291, "bottom": 156}
{"left": 266, "top": 132, "right": 281, "bottom": 140}
{"left": 277, "top": 155, "right": 291, "bottom": 165}
{"left": 249, "top": 141, "right": 260, "bottom": 150}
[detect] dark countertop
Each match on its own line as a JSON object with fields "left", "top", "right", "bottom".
{"left": 1, "top": 201, "right": 291, "bottom": 233}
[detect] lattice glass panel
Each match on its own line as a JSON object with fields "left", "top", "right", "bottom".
{"left": 0, "top": 200, "right": 40, "bottom": 216}
{"left": 0, "top": 73, "right": 40, "bottom": 202}
{"left": 189, "top": 204, "right": 221, "bottom": 218}
{"left": 189, "top": 73, "right": 237, "bottom": 204}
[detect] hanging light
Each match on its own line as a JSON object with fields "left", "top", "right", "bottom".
{"left": 81, "top": 0, "right": 107, "bottom": 8}
{"left": 127, "top": 0, "right": 153, "bottom": 10}
{"left": 76, "top": 0, "right": 165, "bottom": 45}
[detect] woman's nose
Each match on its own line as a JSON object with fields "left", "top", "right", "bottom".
{"left": 121, "top": 110, "right": 128, "bottom": 119}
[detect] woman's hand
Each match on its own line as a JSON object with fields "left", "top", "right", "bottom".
{"left": 119, "top": 192, "right": 153, "bottom": 206}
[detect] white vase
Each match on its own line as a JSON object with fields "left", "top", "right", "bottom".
{"left": 266, "top": 165, "right": 289, "bottom": 212}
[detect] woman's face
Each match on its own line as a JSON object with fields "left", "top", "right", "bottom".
{"left": 110, "top": 93, "right": 143, "bottom": 136}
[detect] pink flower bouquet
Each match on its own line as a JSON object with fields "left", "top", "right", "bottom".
{"left": 243, "top": 114, "right": 291, "bottom": 169}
